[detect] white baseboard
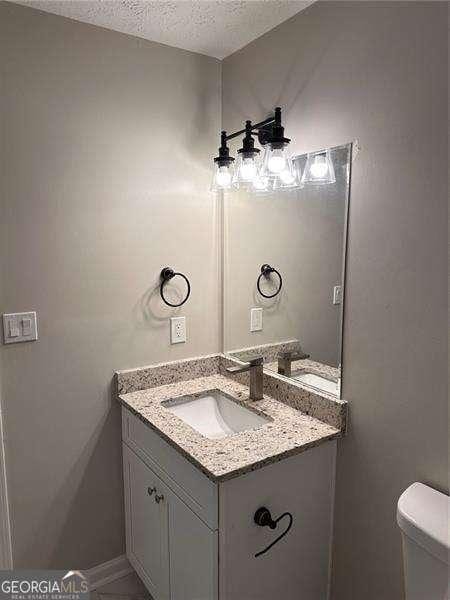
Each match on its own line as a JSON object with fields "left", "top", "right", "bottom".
{"left": 0, "top": 406, "right": 13, "bottom": 569}
{"left": 87, "top": 554, "right": 133, "bottom": 590}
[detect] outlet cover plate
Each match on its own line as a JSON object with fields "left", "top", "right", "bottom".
{"left": 333, "top": 285, "right": 342, "bottom": 305}
{"left": 170, "top": 316, "right": 186, "bottom": 344}
{"left": 250, "top": 308, "right": 263, "bottom": 332}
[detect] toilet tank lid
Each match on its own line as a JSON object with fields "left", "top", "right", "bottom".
{"left": 397, "top": 482, "right": 449, "bottom": 565}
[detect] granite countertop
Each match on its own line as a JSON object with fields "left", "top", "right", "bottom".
{"left": 264, "top": 357, "right": 340, "bottom": 380}
{"left": 119, "top": 373, "right": 340, "bottom": 483}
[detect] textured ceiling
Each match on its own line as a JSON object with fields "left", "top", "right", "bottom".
{"left": 14, "top": 0, "right": 314, "bottom": 59}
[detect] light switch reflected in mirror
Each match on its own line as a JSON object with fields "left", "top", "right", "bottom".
{"left": 222, "top": 143, "right": 352, "bottom": 398}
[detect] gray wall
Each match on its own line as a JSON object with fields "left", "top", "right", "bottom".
{"left": 222, "top": 2, "right": 448, "bottom": 599}
{"left": 0, "top": 2, "right": 220, "bottom": 568}
{"left": 224, "top": 146, "right": 349, "bottom": 367}
{"left": 1, "top": 1, "right": 448, "bottom": 594}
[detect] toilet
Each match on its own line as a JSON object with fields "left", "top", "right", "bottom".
{"left": 397, "top": 482, "right": 449, "bottom": 600}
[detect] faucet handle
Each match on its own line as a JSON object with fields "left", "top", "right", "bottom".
{"left": 247, "top": 356, "right": 264, "bottom": 366}
{"left": 279, "top": 350, "right": 310, "bottom": 361}
{"left": 226, "top": 355, "right": 263, "bottom": 374}
{"left": 226, "top": 365, "right": 245, "bottom": 374}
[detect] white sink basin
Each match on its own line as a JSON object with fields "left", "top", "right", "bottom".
{"left": 162, "top": 389, "right": 270, "bottom": 440}
{"left": 292, "top": 370, "right": 339, "bottom": 396}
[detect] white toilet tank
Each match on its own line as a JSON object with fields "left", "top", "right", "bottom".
{"left": 397, "top": 482, "right": 449, "bottom": 600}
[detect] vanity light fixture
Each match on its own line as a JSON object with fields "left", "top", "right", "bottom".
{"left": 301, "top": 149, "right": 336, "bottom": 186}
{"left": 212, "top": 107, "right": 297, "bottom": 193}
{"left": 212, "top": 111, "right": 339, "bottom": 193}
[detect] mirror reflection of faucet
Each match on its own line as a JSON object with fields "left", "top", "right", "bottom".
{"left": 277, "top": 350, "right": 310, "bottom": 377}
{"left": 276, "top": 350, "right": 341, "bottom": 395}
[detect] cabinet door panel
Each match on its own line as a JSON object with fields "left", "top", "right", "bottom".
{"left": 169, "top": 491, "right": 218, "bottom": 600}
{"left": 122, "top": 408, "right": 218, "bottom": 529}
{"left": 123, "top": 444, "right": 170, "bottom": 600}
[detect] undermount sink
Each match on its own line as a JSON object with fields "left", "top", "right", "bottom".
{"left": 292, "top": 370, "right": 339, "bottom": 396}
{"left": 162, "top": 389, "right": 270, "bottom": 440}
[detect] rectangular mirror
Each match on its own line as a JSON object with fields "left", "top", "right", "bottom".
{"left": 222, "top": 142, "right": 352, "bottom": 398}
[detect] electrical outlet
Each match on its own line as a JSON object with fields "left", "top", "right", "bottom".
{"left": 333, "top": 285, "right": 342, "bottom": 305}
{"left": 250, "top": 308, "right": 263, "bottom": 332}
{"left": 170, "top": 316, "right": 186, "bottom": 344}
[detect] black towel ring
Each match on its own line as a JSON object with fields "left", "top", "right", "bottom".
{"left": 253, "top": 506, "right": 293, "bottom": 558}
{"left": 257, "top": 264, "right": 282, "bottom": 298}
{"left": 160, "top": 267, "right": 191, "bottom": 307}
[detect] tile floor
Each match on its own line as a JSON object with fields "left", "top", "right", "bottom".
{"left": 91, "top": 572, "right": 152, "bottom": 600}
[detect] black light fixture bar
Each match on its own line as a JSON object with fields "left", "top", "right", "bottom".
{"left": 224, "top": 114, "right": 276, "bottom": 142}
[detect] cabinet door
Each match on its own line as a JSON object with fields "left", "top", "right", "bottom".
{"left": 168, "top": 490, "right": 218, "bottom": 600}
{"left": 123, "top": 444, "right": 170, "bottom": 600}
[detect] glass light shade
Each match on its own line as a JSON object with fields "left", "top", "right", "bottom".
{"left": 233, "top": 153, "right": 260, "bottom": 188}
{"left": 252, "top": 172, "right": 271, "bottom": 193}
{"left": 211, "top": 162, "right": 234, "bottom": 191}
{"left": 301, "top": 149, "right": 336, "bottom": 185}
{"left": 272, "top": 162, "right": 301, "bottom": 191}
{"left": 260, "top": 143, "right": 294, "bottom": 179}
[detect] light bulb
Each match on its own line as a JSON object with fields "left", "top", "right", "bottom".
{"left": 310, "top": 155, "right": 328, "bottom": 178}
{"left": 279, "top": 169, "right": 296, "bottom": 185}
{"left": 301, "top": 149, "right": 335, "bottom": 186}
{"left": 216, "top": 165, "right": 232, "bottom": 188}
{"left": 240, "top": 157, "right": 257, "bottom": 181}
{"left": 253, "top": 175, "right": 269, "bottom": 191}
{"left": 267, "top": 148, "right": 286, "bottom": 173}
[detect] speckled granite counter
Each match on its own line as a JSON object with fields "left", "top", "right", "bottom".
{"left": 228, "top": 340, "right": 301, "bottom": 363}
{"left": 117, "top": 371, "right": 341, "bottom": 482}
{"left": 219, "top": 355, "right": 346, "bottom": 430}
{"left": 264, "top": 357, "right": 340, "bottom": 381}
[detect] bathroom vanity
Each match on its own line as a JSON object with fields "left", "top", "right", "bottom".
{"left": 117, "top": 355, "right": 346, "bottom": 600}
{"left": 116, "top": 141, "right": 352, "bottom": 600}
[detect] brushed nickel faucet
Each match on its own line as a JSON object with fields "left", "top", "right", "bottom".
{"left": 277, "top": 350, "right": 310, "bottom": 377}
{"left": 226, "top": 356, "right": 264, "bottom": 401}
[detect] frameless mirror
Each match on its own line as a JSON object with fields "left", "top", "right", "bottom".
{"left": 222, "top": 142, "right": 352, "bottom": 398}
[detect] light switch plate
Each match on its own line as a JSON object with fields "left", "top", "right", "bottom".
{"left": 170, "top": 316, "right": 186, "bottom": 344}
{"left": 250, "top": 308, "right": 263, "bottom": 332}
{"left": 333, "top": 285, "right": 342, "bottom": 305}
{"left": 3, "top": 312, "right": 38, "bottom": 344}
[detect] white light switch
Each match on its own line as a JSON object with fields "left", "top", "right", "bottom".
{"left": 8, "top": 321, "right": 20, "bottom": 338}
{"left": 3, "top": 312, "right": 38, "bottom": 344}
{"left": 170, "top": 316, "right": 186, "bottom": 344}
{"left": 22, "top": 318, "right": 32, "bottom": 336}
{"left": 250, "top": 308, "right": 263, "bottom": 332}
{"left": 333, "top": 285, "right": 342, "bottom": 305}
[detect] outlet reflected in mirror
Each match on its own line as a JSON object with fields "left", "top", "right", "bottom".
{"left": 222, "top": 143, "right": 352, "bottom": 398}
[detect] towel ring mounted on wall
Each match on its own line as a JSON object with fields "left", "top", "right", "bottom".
{"left": 160, "top": 267, "right": 191, "bottom": 307}
{"left": 257, "top": 264, "right": 283, "bottom": 298}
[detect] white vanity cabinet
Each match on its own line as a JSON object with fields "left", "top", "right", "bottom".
{"left": 122, "top": 408, "right": 218, "bottom": 600}
{"left": 122, "top": 407, "right": 336, "bottom": 600}
{"left": 123, "top": 445, "right": 217, "bottom": 600}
